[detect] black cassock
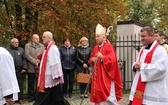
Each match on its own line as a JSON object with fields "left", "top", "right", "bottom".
{"left": 33, "top": 85, "right": 70, "bottom": 105}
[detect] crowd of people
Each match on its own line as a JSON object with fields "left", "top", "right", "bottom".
{"left": 1, "top": 24, "right": 168, "bottom": 105}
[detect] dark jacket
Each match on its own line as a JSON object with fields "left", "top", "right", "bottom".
{"left": 7, "top": 46, "right": 27, "bottom": 71}
{"left": 59, "top": 46, "right": 76, "bottom": 70}
{"left": 76, "top": 46, "right": 91, "bottom": 72}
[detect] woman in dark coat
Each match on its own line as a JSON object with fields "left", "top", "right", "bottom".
{"left": 76, "top": 37, "right": 91, "bottom": 98}
{"left": 59, "top": 38, "right": 76, "bottom": 98}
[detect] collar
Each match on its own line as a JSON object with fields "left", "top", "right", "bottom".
{"left": 31, "top": 42, "right": 39, "bottom": 48}
{"left": 64, "top": 45, "right": 71, "bottom": 49}
{"left": 145, "top": 41, "right": 154, "bottom": 49}
{"left": 161, "top": 42, "right": 168, "bottom": 45}
{"left": 45, "top": 41, "right": 52, "bottom": 50}
{"left": 98, "top": 41, "right": 105, "bottom": 47}
{"left": 31, "top": 42, "right": 35, "bottom": 46}
{"left": 10, "top": 45, "right": 18, "bottom": 50}
{"left": 81, "top": 45, "right": 88, "bottom": 48}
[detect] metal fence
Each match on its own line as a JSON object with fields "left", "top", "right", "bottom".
{"left": 111, "top": 34, "right": 142, "bottom": 90}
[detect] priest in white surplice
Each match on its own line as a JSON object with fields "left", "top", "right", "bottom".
{"left": 129, "top": 26, "right": 168, "bottom": 105}
{"left": 0, "top": 47, "right": 20, "bottom": 105}
{"left": 33, "top": 31, "right": 65, "bottom": 105}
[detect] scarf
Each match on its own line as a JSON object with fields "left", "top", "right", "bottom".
{"left": 37, "top": 41, "right": 54, "bottom": 92}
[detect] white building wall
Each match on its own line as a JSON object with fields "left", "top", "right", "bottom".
{"left": 116, "top": 21, "right": 145, "bottom": 89}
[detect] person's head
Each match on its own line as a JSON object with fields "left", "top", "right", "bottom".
{"left": 165, "top": 35, "right": 168, "bottom": 41}
{"left": 95, "top": 24, "right": 106, "bottom": 45}
{"left": 63, "top": 38, "right": 71, "bottom": 47}
{"left": 32, "top": 34, "right": 39, "bottom": 44}
{"left": 154, "top": 30, "right": 164, "bottom": 44}
{"left": 42, "top": 31, "right": 53, "bottom": 45}
{"left": 140, "top": 26, "right": 155, "bottom": 46}
{"left": 11, "top": 38, "right": 19, "bottom": 48}
{"left": 162, "top": 34, "right": 168, "bottom": 42}
{"left": 78, "top": 37, "right": 89, "bottom": 47}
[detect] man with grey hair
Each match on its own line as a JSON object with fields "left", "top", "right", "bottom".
{"left": 34, "top": 31, "right": 67, "bottom": 105}
{"left": 6, "top": 38, "right": 27, "bottom": 104}
{"left": 25, "top": 34, "right": 45, "bottom": 102}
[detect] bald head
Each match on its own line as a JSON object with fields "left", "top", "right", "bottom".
{"left": 32, "top": 34, "right": 39, "bottom": 44}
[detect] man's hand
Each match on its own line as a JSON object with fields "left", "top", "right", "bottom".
{"left": 36, "top": 59, "right": 40, "bottom": 67}
{"left": 95, "top": 52, "right": 103, "bottom": 59}
{"left": 92, "top": 52, "right": 103, "bottom": 63}
{"left": 92, "top": 57, "right": 98, "bottom": 63}
{"left": 134, "top": 61, "right": 142, "bottom": 71}
{"left": 21, "top": 69, "right": 26, "bottom": 73}
{"left": 54, "top": 77, "right": 60, "bottom": 82}
{"left": 5, "top": 98, "right": 14, "bottom": 104}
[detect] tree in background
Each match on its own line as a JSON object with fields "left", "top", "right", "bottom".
{"left": 154, "top": 0, "right": 168, "bottom": 34}
{"left": 2, "top": 0, "right": 168, "bottom": 47}
{"left": 0, "top": 0, "right": 126, "bottom": 47}
{"left": 0, "top": 0, "right": 40, "bottom": 47}
{"left": 126, "top": 0, "right": 168, "bottom": 34}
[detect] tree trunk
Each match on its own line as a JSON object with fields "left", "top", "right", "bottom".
{"left": 15, "top": 0, "right": 22, "bottom": 31}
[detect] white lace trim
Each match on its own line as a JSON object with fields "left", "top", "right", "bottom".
{"left": 44, "top": 63, "right": 64, "bottom": 88}
{"left": 130, "top": 91, "right": 168, "bottom": 102}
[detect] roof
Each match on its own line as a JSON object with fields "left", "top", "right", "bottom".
{"left": 117, "top": 20, "right": 146, "bottom": 27}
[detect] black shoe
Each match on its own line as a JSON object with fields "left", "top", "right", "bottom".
{"left": 84, "top": 94, "right": 88, "bottom": 98}
{"left": 19, "top": 100, "right": 24, "bottom": 104}
{"left": 28, "top": 97, "right": 35, "bottom": 102}
{"left": 80, "top": 94, "right": 84, "bottom": 98}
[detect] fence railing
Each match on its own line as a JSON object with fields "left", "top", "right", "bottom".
{"left": 112, "top": 34, "right": 142, "bottom": 90}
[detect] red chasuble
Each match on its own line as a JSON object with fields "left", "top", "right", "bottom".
{"left": 89, "top": 41, "right": 123, "bottom": 103}
{"left": 132, "top": 43, "right": 159, "bottom": 105}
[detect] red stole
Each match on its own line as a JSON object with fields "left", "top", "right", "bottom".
{"left": 37, "top": 41, "right": 54, "bottom": 92}
{"left": 132, "top": 43, "right": 159, "bottom": 105}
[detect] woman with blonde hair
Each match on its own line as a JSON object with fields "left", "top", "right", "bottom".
{"left": 76, "top": 37, "right": 91, "bottom": 98}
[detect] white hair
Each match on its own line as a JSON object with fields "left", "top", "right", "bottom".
{"left": 44, "top": 31, "right": 53, "bottom": 39}
{"left": 11, "top": 38, "right": 18, "bottom": 43}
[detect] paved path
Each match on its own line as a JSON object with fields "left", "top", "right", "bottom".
{"left": 7, "top": 93, "right": 129, "bottom": 105}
